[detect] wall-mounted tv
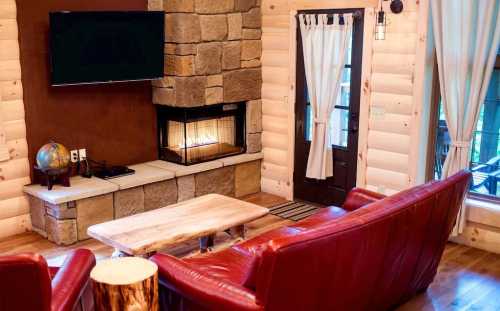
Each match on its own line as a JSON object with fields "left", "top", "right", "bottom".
{"left": 49, "top": 11, "right": 164, "bottom": 86}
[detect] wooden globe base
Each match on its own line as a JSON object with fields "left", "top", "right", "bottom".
{"left": 34, "top": 166, "right": 71, "bottom": 190}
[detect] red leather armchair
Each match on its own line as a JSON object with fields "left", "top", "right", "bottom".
{"left": 151, "top": 170, "right": 471, "bottom": 311}
{"left": 0, "top": 248, "right": 96, "bottom": 311}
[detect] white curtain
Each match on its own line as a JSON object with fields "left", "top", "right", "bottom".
{"left": 299, "top": 14, "right": 353, "bottom": 179}
{"left": 431, "top": 0, "right": 500, "bottom": 235}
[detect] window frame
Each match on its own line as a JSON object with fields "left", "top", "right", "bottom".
{"left": 427, "top": 54, "right": 500, "bottom": 203}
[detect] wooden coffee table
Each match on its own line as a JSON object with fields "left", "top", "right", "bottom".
{"left": 87, "top": 194, "right": 269, "bottom": 257}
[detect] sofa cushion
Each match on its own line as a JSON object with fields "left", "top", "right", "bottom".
{"left": 234, "top": 227, "right": 303, "bottom": 254}
{"left": 232, "top": 226, "right": 303, "bottom": 289}
{"left": 342, "top": 188, "right": 386, "bottom": 211}
{"left": 183, "top": 247, "right": 257, "bottom": 288}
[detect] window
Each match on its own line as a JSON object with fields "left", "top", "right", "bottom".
{"left": 305, "top": 38, "right": 352, "bottom": 148}
{"left": 432, "top": 51, "right": 500, "bottom": 198}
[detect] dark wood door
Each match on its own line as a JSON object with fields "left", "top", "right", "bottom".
{"left": 294, "top": 9, "right": 364, "bottom": 206}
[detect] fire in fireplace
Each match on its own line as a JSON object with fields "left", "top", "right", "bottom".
{"left": 157, "top": 103, "right": 246, "bottom": 165}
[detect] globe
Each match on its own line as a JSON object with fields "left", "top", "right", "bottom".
{"left": 36, "top": 142, "right": 70, "bottom": 171}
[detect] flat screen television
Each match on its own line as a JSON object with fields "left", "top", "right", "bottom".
{"left": 49, "top": 11, "right": 164, "bottom": 86}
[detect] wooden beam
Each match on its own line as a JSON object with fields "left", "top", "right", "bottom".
{"left": 0, "top": 80, "right": 23, "bottom": 101}
{"left": 366, "top": 167, "right": 410, "bottom": 191}
{"left": 368, "top": 130, "right": 411, "bottom": 155}
{"left": 367, "top": 148, "right": 410, "bottom": 174}
{"left": 0, "top": 196, "right": 29, "bottom": 220}
{"left": 408, "top": 0, "right": 432, "bottom": 185}
{"left": 0, "top": 1, "right": 17, "bottom": 20}
{"left": 0, "top": 214, "right": 30, "bottom": 239}
{"left": 0, "top": 19, "right": 18, "bottom": 40}
{"left": 356, "top": 7, "right": 375, "bottom": 188}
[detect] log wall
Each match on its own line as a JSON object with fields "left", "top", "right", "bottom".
{"left": 261, "top": 0, "right": 432, "bottom": 198}
{"left": 0, "top": 0, "right": 31, "bottom": 238}
{"left": 364, "top": 0, "right": 432, "bottom": 194}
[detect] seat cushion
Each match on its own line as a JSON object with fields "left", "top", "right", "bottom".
{"left": 233, "top": 227, "right": 303, "bottom": 254}
{"left": 290, "top": 206, "right": 347, "bottom": 230}
{"left": 183, "top": 247, "right": 257, "bottom": 288}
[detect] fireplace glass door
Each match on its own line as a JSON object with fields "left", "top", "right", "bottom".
{"left": 157, "top": 104, "right": 246, "bottom": 165}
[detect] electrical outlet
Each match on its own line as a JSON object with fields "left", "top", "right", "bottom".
{"left": 78, "top": 148, "right": 87, "bottom": 161}
{"left": 70, "top": 150, "right": 79, "bottom": 163}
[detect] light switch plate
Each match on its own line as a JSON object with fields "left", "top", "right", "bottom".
{"left": 370, "top": 106, "right": 386, "bottom": 119}
{"left": 78, "top": 148, "right": 87, "bottom": 161}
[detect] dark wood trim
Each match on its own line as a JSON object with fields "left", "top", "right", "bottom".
{"left": 293, "top": 8, "right": 364, "bottom": 206}
{"left": 425, "top": 57, "right": 441, "bottom": 182}
{"left": 468, "top": 192, "right": 500, "bottom": 204}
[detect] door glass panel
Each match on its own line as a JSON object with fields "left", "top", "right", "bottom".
{"left": 304, "top": 62, "right": 352, "bottom": 148}
{"left": 305, "top": 104, "right": 313, "bottom": 141}
{"left": 330, "top": 108, "right": 349, "bottom": 147}
{"left": 339, "top": 68, "right": 351, "bottom": 108}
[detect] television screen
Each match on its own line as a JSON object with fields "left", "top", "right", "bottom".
{"left": 49, "top": 11, "right": 164, "bottom": 86}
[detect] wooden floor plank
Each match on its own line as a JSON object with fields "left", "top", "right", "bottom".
{"left": 0, "top": 192, "right": 499, "bottom": 310}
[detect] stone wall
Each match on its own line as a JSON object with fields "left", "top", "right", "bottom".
{"left": 152, "top": 0, "right": 262, "bottom": 106}
{"left": 28, "top": 160, "right": 261, "bottom": 245}
{"left": 150, "top": 0, "right": 263, "bottom": 153}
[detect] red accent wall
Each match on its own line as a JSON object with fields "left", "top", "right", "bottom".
{"left": 16, "top": 0, "right": 158, "bottom": 176}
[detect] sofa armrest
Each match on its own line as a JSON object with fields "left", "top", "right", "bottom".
{"left": 342, "top": 188, "right": 386, "bottom": 211}
{"left": 151, "top": 253, "right": 263, "bottom": 311}
{"left": 51, "top": 249, "right": 96, "bottom": 311}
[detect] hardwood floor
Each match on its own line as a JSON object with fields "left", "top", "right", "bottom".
{"left": 1, "top": 192, "right": 500, "bottom": 310}
{"left": 0, "top": 192, "right": 292, "bottom": 266}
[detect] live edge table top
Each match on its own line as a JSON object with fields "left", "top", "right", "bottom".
{"left": 87, "top": 194, "right": 269, "bottom": 256}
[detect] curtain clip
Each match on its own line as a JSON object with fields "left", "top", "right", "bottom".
{"left": 314, "top": 118, "right": 328, "bottom": 125}
{"left": 451, "top": 141, "right": 471, "bottom": 148}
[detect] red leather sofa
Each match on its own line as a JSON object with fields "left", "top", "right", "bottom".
{"left": 0, "top": 248, "right": 96, "bottom": 311}
{"left": 151, "top": 170, "right": 471, "bottom": 311}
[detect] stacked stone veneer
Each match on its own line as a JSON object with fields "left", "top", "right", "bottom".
{"left": 28, "top": 160, "right": 261, "bottom": 245}
{"left": 150, "top": 0, "right": 263, "bottom": 153}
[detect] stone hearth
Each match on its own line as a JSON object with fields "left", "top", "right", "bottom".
{"left": 25, "top": 155, "right": 263, "bottom": 245}
{"left": 149, "top": 0, "right": 263, "bottom": 153}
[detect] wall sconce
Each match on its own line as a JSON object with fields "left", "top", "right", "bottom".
{"left": 375, "top": 0, "right": 404, "bottom": 40}
{"left": 390, "top": 0, "right": 404, "bottom": 14}
{"left": 375, "top": 8, "right": 386, "bottom": 40}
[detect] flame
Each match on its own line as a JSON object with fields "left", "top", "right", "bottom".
{"left": 179, "top": 132, "right": 218, "bottom": 149}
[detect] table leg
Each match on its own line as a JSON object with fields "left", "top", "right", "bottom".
{"left": 199, "top": 234, "right": 215, "bottom": 253}
{"left": 112, "top": 248, "right": 131, "bottom": 258}
{"left": 229, "top": 224, "right": 245, "bottom": 239}
{"left": 143, "top": 251, "right": 157, "bottom": 258}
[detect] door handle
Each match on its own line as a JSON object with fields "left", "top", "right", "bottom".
{"left": 350, "top": 124, "right": 358, "bottom": 133}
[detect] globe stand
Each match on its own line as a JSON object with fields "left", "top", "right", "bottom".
{"left": 34, "top": 166, "right": 71, "bottom": 191}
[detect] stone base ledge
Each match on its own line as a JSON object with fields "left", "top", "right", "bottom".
{"left": 24, "top": 176, "right": 119, "bottom": 205}
{"left": 25, "top": 154, "right": 263, "bottom": 245}
{"left": 24, "top": 153, "right": 263, "bottom": 204}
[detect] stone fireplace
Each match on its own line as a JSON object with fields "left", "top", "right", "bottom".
{"left": 23, "top": 1, "right": 265, "bottom": 246}
{"left": 151, "top": 0, "right": 263, "bottom": 159}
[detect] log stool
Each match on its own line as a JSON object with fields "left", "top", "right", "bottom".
{"left": 90, "top": 257, "right": 158, "bottom": 311}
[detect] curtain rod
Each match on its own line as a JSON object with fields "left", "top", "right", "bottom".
{"left": 296, "top": 10, "right": 363, "bottom": 19}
